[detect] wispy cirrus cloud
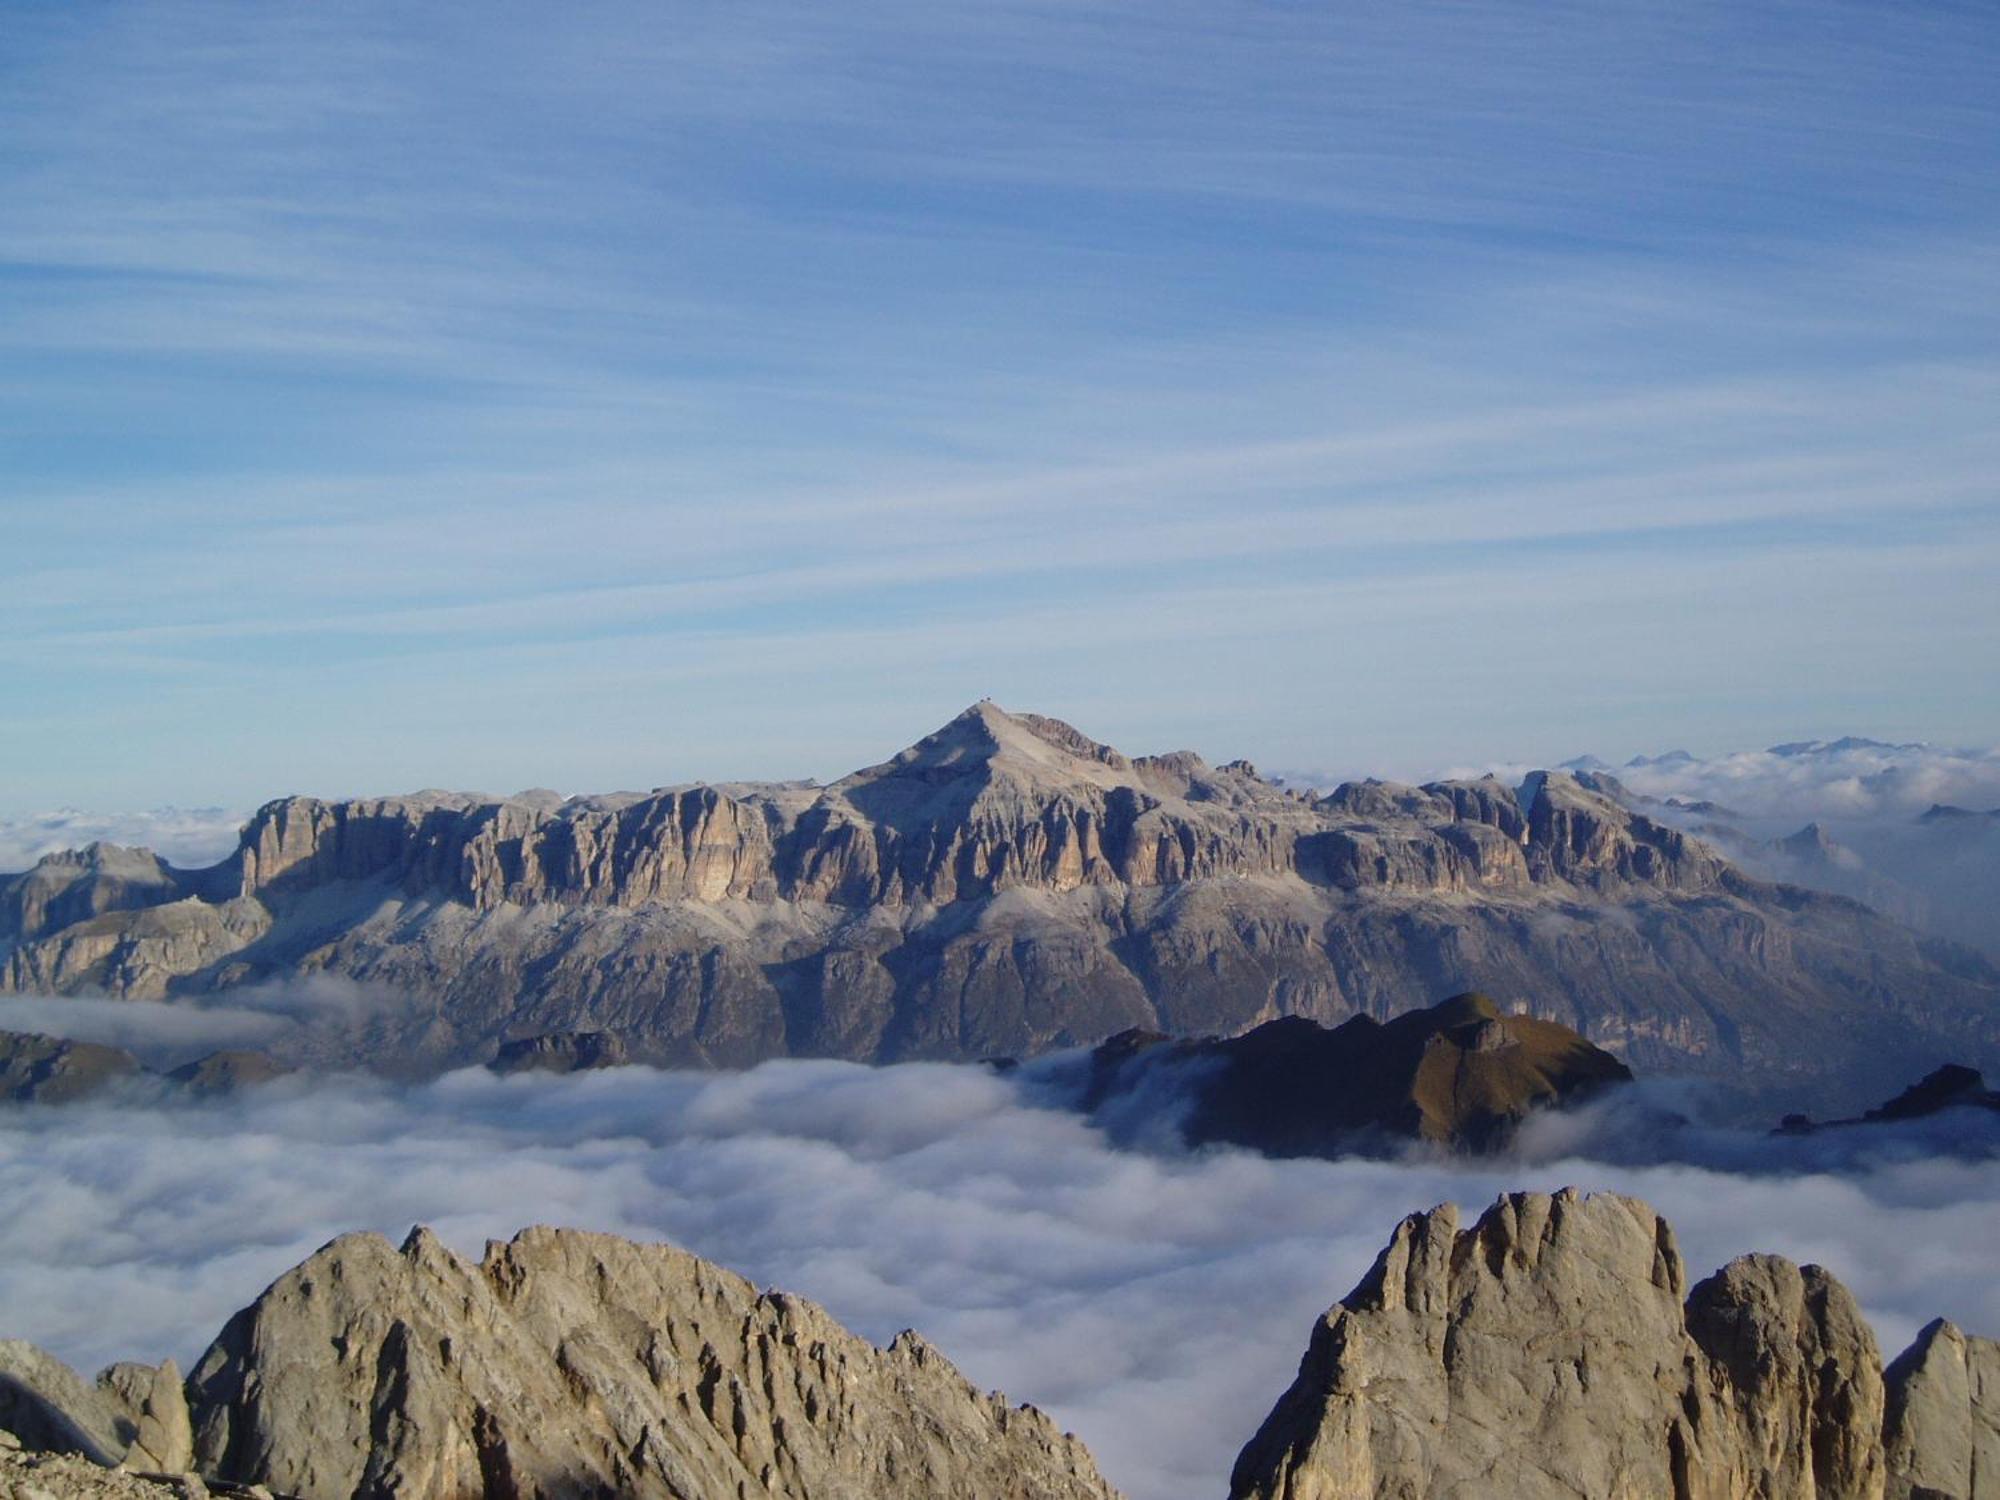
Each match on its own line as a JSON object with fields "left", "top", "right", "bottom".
{"left": 1, "top": 2, "right": 1997, "bottom": 805}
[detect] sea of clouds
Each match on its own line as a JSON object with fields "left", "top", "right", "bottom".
{"left": 3, "top": 1047, "right": 1998, "bottom": 1500}
{"left": 1424, "top": 737, "right": 2000, "bottom": 825}
{"left": 0, "top": 806, "right": 245, "bottom": 872}
{"left": 1609, "top": 740, "right": 2000, "bottom": 823}
{"left": 0, "top": 979, "right": 415, "bottom": 1070}
{"left": 1430, "top": 737, "right": 2000, "bottom": 955}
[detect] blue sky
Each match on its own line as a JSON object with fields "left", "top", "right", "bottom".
{"left": 3, "top": 0, "right": 1998, "bottom": 808}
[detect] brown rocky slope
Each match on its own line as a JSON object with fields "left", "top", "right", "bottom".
{"left": 1231, "top": 1188, "right": 1998, "bottom": 1500}
{"left": 1082, "top": 991, "right": 1634, "bottom": 1155}
{"left": 4, "top": 704, "right": 1995, "bottom": 1111}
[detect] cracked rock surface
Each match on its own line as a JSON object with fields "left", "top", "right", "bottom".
{"left": 1232, "top": 1188, "right": 1998, "bottom": 1500}
{"left": 5, "top": 704, "right": 1994, "bottom": 1111}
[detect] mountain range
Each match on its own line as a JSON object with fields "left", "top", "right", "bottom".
{"left": 4, "top": 703, "right": 1996, "bottom": 1113}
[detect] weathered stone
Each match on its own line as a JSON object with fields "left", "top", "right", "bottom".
{"left": 188, "top": 1224, "right": 1118, "bottom": 1500}
{"left": 1231, "top": 1190, "right": 1917, "bottom": 1500}
{"left": 96, "top": 1363, "right": 192, "bottom": 1475}
{"left": 0, "top": 1344, "right": 126, "bottom": 1466}
{"left": 1883, "top": 1318, "right": 2000, "bottom": 1499}
{"left": 5, "top": 704, "right": 1996, "bottom": 1109}
{"left": 0, "top": 1346, "right": 191, "bottom": 1482}
{"left": 0, "top": 1442, "right": 210, "bottom": 1500}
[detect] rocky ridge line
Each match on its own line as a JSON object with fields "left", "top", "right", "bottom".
{"left": 1230, "top": 1188, "right": 1998, "bottom": 1500}
{"left": 3, "top": 703, "right": 1995, "bottom": 1110}
{"left": 4, "top": 1225, "right": 1118, "bottom": 1500}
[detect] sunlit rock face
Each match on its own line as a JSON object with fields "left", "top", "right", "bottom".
{"left": 185, "top": 1225, "right": 1118, "bottom": 1500}
{"left": 4, "top": 703, "right": 1996, "bottom": 1110}
{"left": 1231, "top": 1189, "right": 1999, "bottom": 1500}
{"left": 0, "top": 1226, "right": 1119, "bottom": 1500}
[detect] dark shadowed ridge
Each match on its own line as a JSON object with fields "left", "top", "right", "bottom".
{"left": 1079, "top": 991, "right": 1633, "bottom": 1156}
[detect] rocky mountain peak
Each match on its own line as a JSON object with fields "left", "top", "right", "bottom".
{"left": 2, "top": 842, "right": 182, "bottom": 944}
{"left": 831, "top": 702, "right": 1142, "bottom": 815}
{"left": 1777, "top": 820, "right": 1865, "bottom": 871}
{"left": 179, "top": 1223, "right": 1119, "bottom": 1500}
{"left": 1230, "top": 1188, "right": 1996, "bottom": 1500}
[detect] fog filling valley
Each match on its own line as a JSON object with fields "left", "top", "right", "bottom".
{"left": 4, "top": 1044, "right": 1999, "bottom": 1500}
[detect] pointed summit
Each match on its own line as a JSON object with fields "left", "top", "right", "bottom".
{"left": 887, "top": 702, "right": 1132, "bottom": 776}
{"left": 829, "top": 702, "right": 1143, "bottom": 831}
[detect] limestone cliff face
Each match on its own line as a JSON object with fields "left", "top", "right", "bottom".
{"left": 1, "top": 844, "right": 186, "bottom": 945}
{"left": 1230, "top": 1189, "right": 1998, "bottom": 1500}
{"left": 4, "top": 704, "right": 1996, "bottom": 1108}
{"left": 218, "top": 708, "right": 1322, "bottom": 911}
{"left": 185, "top": 1225, "right": 1117, "bottom": 1500}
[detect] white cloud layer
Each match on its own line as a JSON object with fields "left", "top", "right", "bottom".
{"left": 0, "top": 997, "right": 289, "bottom": 1067}
{"left": 1, "top": 1059, "right": 1995, "bottom": 1500}
{"left": 0, "top": 980, "right": 415, "bottom": 1069}
{"left": 0, "top": 807, "right": 245, "bottom": 873}
{"left": 1426, "top": 738, "right": 2000, "bottom": 825}
{"left": 1608, "top": 740, "right": 2000, "bottom": 823}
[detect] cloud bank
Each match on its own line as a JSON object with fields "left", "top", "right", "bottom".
{"left": 0, "top": 979, "right": 416, "bottom": 1071}
{"left": 1422, "top": 737, "right": 2000, "bottom": 826}
{"left": 1405, "top": 738, "right": 2000, "bottom": 955}
{"left": 0, "top": 807, "right": 245, "bottom": 873}
{"left": 2, "top": 1060, "right": 1997, "bottom": 1500}
{"left": 1607, "top": 740, "right": 2000, "bottom": 824}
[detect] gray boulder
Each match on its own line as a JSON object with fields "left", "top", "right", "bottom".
{"left": 0, "top": 1343, "right": 190, "bottom": 1473}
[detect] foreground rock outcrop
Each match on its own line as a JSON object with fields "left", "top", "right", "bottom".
{"left": 5, "top": 704, "right": 1996, "bottom": 1111}
{"left": 0, "top": 1341, "right": 191, "bottom": 1474}
{"left": 0, "top": 1432, "right": 220, "bottom": 1500}
{"left": 7, "top": 1226, "right": 1117, "bottom": 1500}
{"left": 1231, "top": 1188, "right": 1998, "bottom": 1500}
{"left": 7, "top": 1196, "right": 1998, "bottom": 1500}
{"left": 1884, "top": 1318, "right": 2000, "bottom": 1499}
{"left": 1083, "top": 991, "right": 1632, "bottom": 1154}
